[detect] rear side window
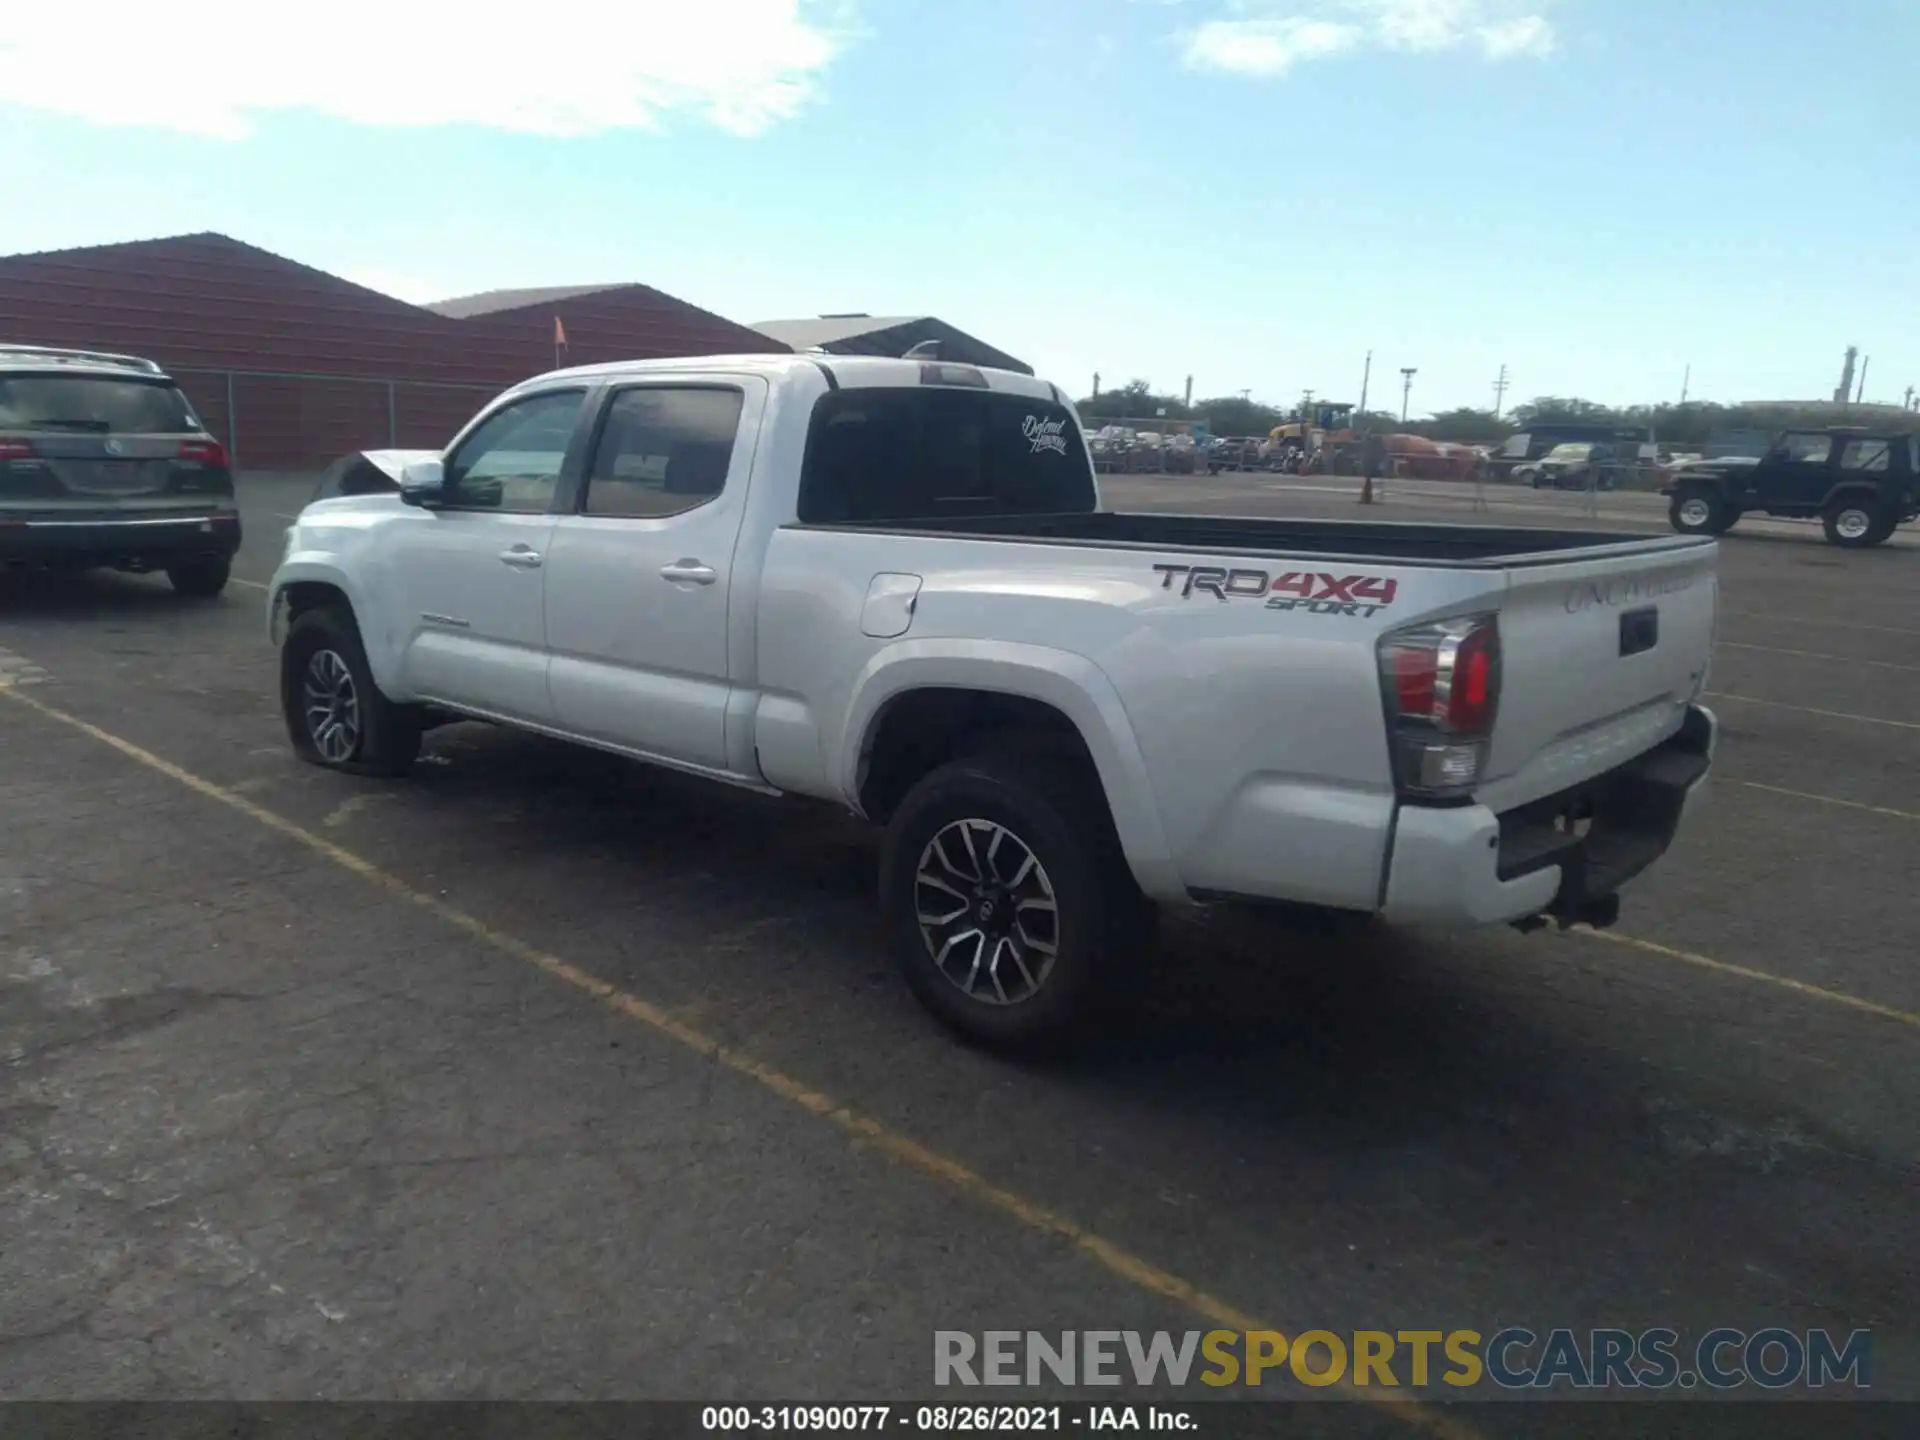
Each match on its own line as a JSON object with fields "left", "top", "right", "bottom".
{"left": 798, "top": 389, "right": 1094, "bottom": 524}
{"left": 0, "top": 376, "right": 199, "bottom": 434}
{"left": 584, "top": 387, "right": 744, "bottom": 518}
{"left": 1838, "top": 439, "right": 1890, "bottom": 473}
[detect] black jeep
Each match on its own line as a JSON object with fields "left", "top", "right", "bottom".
{"left": 1664, "top": 427, "right": 1918, "bottom": 548}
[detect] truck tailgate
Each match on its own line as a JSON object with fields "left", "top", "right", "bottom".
{"left": 1478, "top": 540, "right": 1717, "bottom": 811}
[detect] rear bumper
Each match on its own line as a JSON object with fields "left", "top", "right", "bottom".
{"left": 1381, "top": 704, "right": 1716, "bottom": 928}
{"left": 0, "top": 512, "right": 242, "bottom": 568}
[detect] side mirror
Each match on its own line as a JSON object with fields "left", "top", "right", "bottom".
{"left": 399, "top": 459, "right": 447, "bottom": 508}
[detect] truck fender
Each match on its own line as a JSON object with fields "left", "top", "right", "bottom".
{"left": 1818, "top": 480, "right": 1885, "bottom": 510}
{"left": 839, "top": 640, "right": 1187, "bottom": 904}
{"left": 268, "top": 558, "right": 404, "bottom": 696}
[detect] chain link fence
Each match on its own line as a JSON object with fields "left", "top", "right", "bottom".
{"left": 167, "top": 368, "right": 500, "bottom": 470}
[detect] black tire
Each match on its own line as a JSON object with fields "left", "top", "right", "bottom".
{"left": 167, "top": 556, "right": 231, "bottom": 597}
{"left": 280, "top": 606, "right": 421, "bottom": 777}
{"left": 1823, "top": 498, "right": 1887, "bottom": 549}
{"left": 1863, "top": 513, "right": 1898, "bottom": 546}
{"left": 880, "top": 749, "right": 1155, "bottom": 1050}
{"left": 1669, "top": 487, "right": 1733, "bottom": 536}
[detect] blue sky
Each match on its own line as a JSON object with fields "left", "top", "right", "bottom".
{"left": 4, "top": 0, "right": 1916, "bottom": 414}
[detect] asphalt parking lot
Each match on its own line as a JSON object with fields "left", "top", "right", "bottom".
{"left": 2, "top": 470, "right": 1915, "bottom": 1427}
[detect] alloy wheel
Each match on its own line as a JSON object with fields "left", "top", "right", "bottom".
{"left": 302, "top": 649, "right": 361, "bottom": 763}
{"left": 1678, "top": 498, "right": 1712, "bottom": 528}
{"left": 914, "top": 818, "right": 1059, "bottom": 1005}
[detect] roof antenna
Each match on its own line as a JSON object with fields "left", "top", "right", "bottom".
{"left": 904, "top": 340, "right": 943, "bottom": 361}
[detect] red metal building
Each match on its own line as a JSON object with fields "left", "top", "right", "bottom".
{"left": 0, "top": 233, "right": 788, "bottom": 468}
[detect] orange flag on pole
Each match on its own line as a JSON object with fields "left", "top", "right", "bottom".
{"left": 553, "top": 316, "right": 568, "bottom": 347}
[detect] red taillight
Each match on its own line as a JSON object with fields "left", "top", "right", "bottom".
{"left": 1447, "top": 625, "right": 1497, "bottom": 733}
{"left": 1378, "top": 615, "right": 1502, "bottom": 798}
{"left": 1390, "top": 647, "right": 1437, "bottom": 717}
{"left": 178, "top": 438, "right": 228, "bottom": 466}
{"left": 0, "top": 437, "right": 36, "bottom": 462}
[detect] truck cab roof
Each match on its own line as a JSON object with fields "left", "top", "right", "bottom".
{"left": 513, "top": 352, "right": 1061, "bottom": 403}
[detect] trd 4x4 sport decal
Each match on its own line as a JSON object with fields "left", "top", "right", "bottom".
{"left": 1152, "top": 563, "right": 1399, "bottom": 617}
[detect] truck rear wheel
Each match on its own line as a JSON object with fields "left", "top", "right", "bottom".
{"left": 1669, "top": 488, "right": 1733, "bottom": 536}
{"left": 1823, "top": 499, "right": 1886, "bottom": 549}
{"left": 880, "top": 751, "right": 1154, "bottom": 1050}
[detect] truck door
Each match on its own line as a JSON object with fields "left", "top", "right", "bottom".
{"left": 390, "top": 387, "right": 587, "bottom": 723}
{"left": 541, "top": 377, "right": 766, "bottom": 773}
{"left": 1754, "top": 431, "right": 1835, "bottom": 511}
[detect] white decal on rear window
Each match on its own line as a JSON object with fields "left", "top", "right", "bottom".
{"left": 1023, "top": 414, "right": 1068, "bottom": 456}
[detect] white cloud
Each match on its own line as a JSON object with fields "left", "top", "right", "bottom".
{"left": 1184, "top": 18, "right": 1363, "bottom": 76}
{"left": 0, "top": 0, "right": 851, "bottom": 140}
{"left": 1183, "top": 0, "right": 1555, "bottom": 76}
{"left": 1476, "top": 14, "right": 1556, "bottom": 58}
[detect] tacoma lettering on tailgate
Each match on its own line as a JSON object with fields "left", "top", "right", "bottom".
{"left": 1152, "top": 563, "right": 1399, "bottom": 617}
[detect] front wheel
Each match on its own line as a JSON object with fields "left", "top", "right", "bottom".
{"left": 880, "top": 751, "right": 1155, "bottom": 1050}
{"left": 280, "top": 607, "right": 421, "bottom": 777}
{"left": 167, "top": 556, "right": 231, "bottom": 597}
{"left": 1670, "top": 488, "right": 1733, "bottom": 536}
{"left": 1824, "top": 500, "right": 1887, "bottom": 548}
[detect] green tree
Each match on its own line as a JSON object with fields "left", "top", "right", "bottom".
{"left": 1410, "top": 407, "right": 1513, "bottom": 444}
{"left": 1509, "top": 396, "right": 1622, "bottom": 427}
{"left": 1078, "top": 379, "right": 1189, "bottom": 423}
{"left": 1190, "top": 394, "right": 1284, "bottom": 436}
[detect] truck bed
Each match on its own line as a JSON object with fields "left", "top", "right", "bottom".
{"left": 792, "top": 510, "right": 1708, "bottom": 567}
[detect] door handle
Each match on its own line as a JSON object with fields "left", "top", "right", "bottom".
{"left": 660, "top": 559, "right": 717, "bottom": 586}
{"left": 499, "top": 546, "right": 543, "bottom": 569}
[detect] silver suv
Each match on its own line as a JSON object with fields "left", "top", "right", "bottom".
{"left": 0, "top": 345, "right": 241, "bottom": 596}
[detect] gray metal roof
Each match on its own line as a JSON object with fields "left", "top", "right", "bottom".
{"left": 751, "top": 316, "right": 927, "bottom": 350}
{"left": 424, "top": 284, "right": 628, "bottom": 319}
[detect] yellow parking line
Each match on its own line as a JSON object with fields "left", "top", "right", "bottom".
{"left": 1716, "top": 641, "right": 1920, "bottom": 673}
{"left": 0, "top": 681, "right": 1473, "bottom": 1438}
{"left": 1703, "top": 692, "right": 1920, "bottom": 731}
{"left": 1738, "top": 781, "right": 1919, "bottom": 823}
{"left": 1579, "top": 929, "right": 1920, "bottom": 1031}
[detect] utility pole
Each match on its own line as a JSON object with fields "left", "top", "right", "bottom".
{"left": 1679, "top": 363, "right": 1690, "bottom": 406}
{"left": 1184, "top": 375, "right": 1193, "bottom": 409}
{"left": 1399, "top": 367, "right": 1417, "bottom": 424}
{"left": 1092, "top": 372, "right": 1100, "bottom": 400}
{"left": 1358, "top": 350, "right": 1373, "bottom": 423}
{"left": 1904, "top": 384, "right": 1915, "bottom": 411}
{"left": 1492, "top": 363, "right": 1509, "bottom": 419}
{"left": 1855, "top": 356, "right": 1869, "bottom": 405}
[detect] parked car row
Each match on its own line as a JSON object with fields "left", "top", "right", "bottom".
{"left": 1088, "top": 425, "right": 1200, "bottom": 474}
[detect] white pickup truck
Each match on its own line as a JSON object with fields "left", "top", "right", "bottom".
{"left": 269, "top": 353, "right": 1718, "bottom": 1046}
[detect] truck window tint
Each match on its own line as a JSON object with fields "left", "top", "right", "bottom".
{"left": 585, "top": 387, "right": 744, "bottom": 518}
{"left": 445, "top": 389, "right": 584, "bottom": 513}
{"left": 1838, "top": 439, "right": 1890, "bottom": 473}
{"left": 798, "top": 389, "right": 1094, "bottom": 523}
